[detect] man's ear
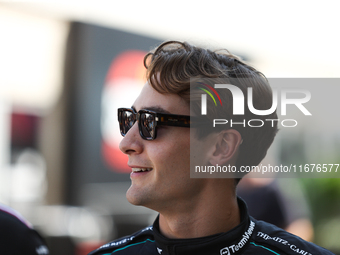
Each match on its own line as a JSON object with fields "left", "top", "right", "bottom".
{"left": 209, "top": 129, "right": 242, "bottom": 166}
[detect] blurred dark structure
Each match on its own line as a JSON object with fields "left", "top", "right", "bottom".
{"left": 63, "top": 22, "right": 161, "bottom": 204}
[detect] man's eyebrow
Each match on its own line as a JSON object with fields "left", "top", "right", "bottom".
{"left": 131, "top": 105, "right": 171, "bottom": 114}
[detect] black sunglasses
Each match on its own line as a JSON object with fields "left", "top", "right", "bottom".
{"left": 118, "top": 108, "right": 192, "bottom": 140}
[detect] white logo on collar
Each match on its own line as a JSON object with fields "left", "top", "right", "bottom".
{"left": 220, "top": 221, "right": 255, "bottom": 255}
{"left": 157, "top": 247, "right": 163, "bottom": 254}
{"left": 220, "top": 247, "right": 230, "bottom": 255}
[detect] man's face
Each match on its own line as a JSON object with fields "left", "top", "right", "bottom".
{"left": 119, "top": 82, "right": 207, "bottom": 211}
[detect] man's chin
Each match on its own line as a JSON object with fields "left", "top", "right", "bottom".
{"left": 126, "top": 186, "right": 146, "bottom": 206}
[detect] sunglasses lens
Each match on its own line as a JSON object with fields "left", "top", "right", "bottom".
{"left": 140, "top": 112, "right": 155, "bottom": 139}
{"left": 121, "top": 110, "right": 135, "bottom": 135}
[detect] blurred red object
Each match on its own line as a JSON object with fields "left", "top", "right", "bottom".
{"left": 11, "top": 112, "right": 39, "bottom": 149}
{"left": 76, "top": 241, "right": 106, "bottom": 255}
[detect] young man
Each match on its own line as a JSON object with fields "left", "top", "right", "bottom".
{"left": 89, "top": 41, "right": 334, "bottom": 255}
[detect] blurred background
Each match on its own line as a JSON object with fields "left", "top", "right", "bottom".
{"left": 0, "top": 1, "right": 339, "bottom": 254}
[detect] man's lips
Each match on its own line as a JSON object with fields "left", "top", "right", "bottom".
{"left": 131, "top": 167, "right": 153, "bottom": 173}
{"left": 129, "top": 166, "right": 153, "bottom": 173}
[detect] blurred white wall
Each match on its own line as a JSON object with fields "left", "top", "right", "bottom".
{"left": 1, "top": 1, "right": 338, "bottom": 114}
{"left": 4, "top": 0, "right": 339, "bottom": 78}
{"left": 0, "top": 5, "right": 68, "bottom": 206}
{"left": 0, "top": 6, "right": 68, "bottom": 113}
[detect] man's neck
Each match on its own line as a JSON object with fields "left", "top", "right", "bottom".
{"left": 158, "top": 180, "right": 240, "bottom": 239}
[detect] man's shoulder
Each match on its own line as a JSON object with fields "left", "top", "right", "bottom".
{"left": 89, "top": 226, "right": 156, "bottom": 255}
{"left": 251, "top": 219, "right": 334, "bottom": 255}
{"left": 0, "top": 204, "right": 49, "bottom": 255}
{"left": 0, "top": 203, "right": 33, "bottom": 229}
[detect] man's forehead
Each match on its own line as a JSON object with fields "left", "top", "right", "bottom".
{"left": 132, "top": 82, "right": 190, "bottom": 115}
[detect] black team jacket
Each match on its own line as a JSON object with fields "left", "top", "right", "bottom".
{"left": 89, "top": 198, "right": 334, "bottom": 255}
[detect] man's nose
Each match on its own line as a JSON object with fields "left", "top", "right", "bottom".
{"left": 119, "top": 123, "right": 143, "bottom": 155}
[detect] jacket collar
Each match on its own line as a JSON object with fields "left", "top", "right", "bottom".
{"left": 153, "top": 198, "right": 255, "bottom": 255}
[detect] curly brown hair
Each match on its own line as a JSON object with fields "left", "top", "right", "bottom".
{"left": 144, "top": 41, "right": 278, "bottom": 183}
